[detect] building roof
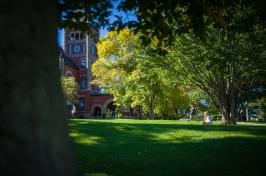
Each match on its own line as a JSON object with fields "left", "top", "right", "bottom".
{"left": 58, "top": 47, "right": 78, "bottom": 69}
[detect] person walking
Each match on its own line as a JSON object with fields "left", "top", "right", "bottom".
{"left": 102, "top": 112, "right": 106, "bottom": 119}
{"left": 189, "top": 104, "right": 198, "bottom": 120}
{"left": 110, "top": 110, "right": 115, "bottom": 119}
{"left": 71, "top": 104, "right": 76, "bottom": 118}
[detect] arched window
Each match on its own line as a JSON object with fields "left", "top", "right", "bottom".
{"left": 65, "top": 71, "right": 73, "bottom": 77}
{"left": 70, "top": 33, "right": 75, "bottom": 40}
{"left": 80, "top": 33, "right": 84, "bottom": 39}
{"left": 75, "top": 33, "right": 79, "bottom": 40}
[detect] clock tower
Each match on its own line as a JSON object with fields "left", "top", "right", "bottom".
{"left": 64, "top": 28, "right": 98, "bottom": 92}
{"left": 63, "top": 28, "right": 101, "bottom": 115}
{"left": 61, "top": 28, "right": 114, "bottom": 118}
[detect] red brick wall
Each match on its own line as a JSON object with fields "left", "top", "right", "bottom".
{"left": 64, "top": 65, "right": 78, "bottom": 80}
{"left": 78, "top": 91, "right": 113, "bottom": 117}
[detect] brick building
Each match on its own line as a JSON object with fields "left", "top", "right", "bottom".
{"left": 59, "top": 28, "right": 114, "bottom": 118}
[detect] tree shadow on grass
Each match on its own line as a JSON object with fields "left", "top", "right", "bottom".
{"left": 69, "top": 120, "right": 266, "bottom": 176}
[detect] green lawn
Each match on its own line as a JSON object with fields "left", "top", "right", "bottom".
{"left": 68, "top": 119, "right": 266, "bottom": 176}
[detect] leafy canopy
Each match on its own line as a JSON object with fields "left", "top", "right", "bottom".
{"left": 61, "top": 76, "right": 79, "bottom": 103}
{"left": 166, "top": 23, "right": 266, "bottom": 123}
{"left": 92, "top": 29, "right": 189, "bottom": 118}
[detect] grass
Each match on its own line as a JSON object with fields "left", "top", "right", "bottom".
{"left": 68, "top": 119, "right": 266, "bottom": 176}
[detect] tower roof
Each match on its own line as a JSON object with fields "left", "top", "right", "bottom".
{"left": 58, "top": 47, "right": 78, "bottom": 69}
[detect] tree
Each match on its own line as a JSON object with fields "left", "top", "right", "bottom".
{"left": 0, "top": 1, "right": 75, "bottom": 175}
{"left": 57, "top": 0, "right": 112, "bottom": 31}
{"left": 92, "top": 29, "right": 139, "bottom": 111}
{"left": 167, "top": 24, "right": 266, "bottom": 124}
{"left": 61, "top": 76, "right": 79, "bottom": 104}
{"left": 57, "top": 0, "right": 266, "bottom": 43}
{"left": 92, "top": 29, "right": 189, "bottom": 118}
{"left": 115, "top": 0, "right": 266, "bottom": 45}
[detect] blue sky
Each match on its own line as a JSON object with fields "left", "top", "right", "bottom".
{"left": 57, "top": 29, "right": 64, "bottom": 46}
{"left": 57, "top": 1, "right": 137, "bottom": 47}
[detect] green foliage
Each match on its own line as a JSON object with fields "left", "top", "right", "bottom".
{"left": 57, "top": 0, "right": 112, "bottom": 31}
{"left": 116, "top": 0, "right": 266, "bottom": 45}
{"left": 92, "top": 29, "right": 189, "bottom": 118}
{"left": 58, "top": 0, "right": 266, "bottom": 46}
{"left": 61, "top": 76, "right": 79, "bottom": 103}
{"left": 249, "top": 97, "right": 266, "bottom": 119}
{"left": 59, "top": 0, "right": 266, "bottom": 122}
{"left": 166, "top": 24, "right": 266, "bottom": 123}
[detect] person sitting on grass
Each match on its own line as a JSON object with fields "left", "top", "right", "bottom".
{"left": 201, "top": 111, "right": 212, "bottom": 125}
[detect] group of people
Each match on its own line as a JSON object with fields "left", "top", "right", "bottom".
{"left": 188, "top": 104, "right": 212, "bottom": 125}
{"left": 71, "top": 103, "right": 211, "bottom": 124}
{"left": 70, "top": 104, "right": 116, "bottom": 119}
{"left": 101, "top": 110, "right": 116, "bottom": 119}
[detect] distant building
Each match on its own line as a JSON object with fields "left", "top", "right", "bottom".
{"left": 59, "top": 28, "right": 115, "bottom": 118}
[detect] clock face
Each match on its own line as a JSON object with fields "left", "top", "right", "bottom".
{"left": 67, "top": 43, "right": 84, "bottom": 56}
{"left": 74, "top": 45, "right": 81, "bottom": 53}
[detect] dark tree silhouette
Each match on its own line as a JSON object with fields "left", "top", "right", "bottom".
{"left": 116, "top": 0, "right": 266, "bottom": 45}
{"left": 0, "top": 1, "right": 75, "bottom": 175}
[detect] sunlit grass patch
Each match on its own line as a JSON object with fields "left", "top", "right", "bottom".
{"left": 69, "top": 119, "right": 266, "bottom": 176}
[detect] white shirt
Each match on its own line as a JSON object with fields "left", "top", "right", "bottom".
{"left": 71, "top": 105, "right": 76, "bottom": 114}
{"left": 205, "top": 115, "right": 211, "bottom": 123}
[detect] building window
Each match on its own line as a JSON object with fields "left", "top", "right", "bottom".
{"left": 80, "top": 33, "right": 84, "bottom": 39}
{"left": 80, "top": 58, "right": 86, "bottom": 69}
{"left": 90, "top": 46, "right": 95, "bottom": 59}
{"left": 80, "top": 77, "right": 87, "bottom": 90}
{"left": 65, "top": 71, "right": 73, "bottom": 77}
{"left": 69, "top": 45, "right": 72, "bottom": 55}
{"left": 75, "top": 33, "right": 79, "bottom": 40}
{"left": 79, "top": 97, "right": 85, "bottom": 111}
{"left": 70, "top": 33, "right": 75, "bottom": 40}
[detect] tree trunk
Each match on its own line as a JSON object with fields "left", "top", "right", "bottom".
{"left": 212, "top": 78, "right": 238, "bottom": 125}
{"left": 137, "top": 106, "right": 142, "bottom": 119}
{"left": 0, "top": 2, "right": 75, "bottom": 176}
{"left": 217, "top": 94, "right": 237, "bottom": 125}
{"left": 246, "top": 105, "right": 249, "bottom": 121}
{"left": 221, "top": 105, "right": 237, "bottom": 125}
{"left": 149, "top": 90, "right": 155, "bottom": 119}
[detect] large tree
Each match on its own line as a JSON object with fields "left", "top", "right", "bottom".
{"left": 167, "top": 24, "right": 266, "bottom": 124}
{"left": 92, "top": 29, "right": 189, "bottom": 118}
{"left": 0, "top": 0, "right": 116, "bottom": 174}
{"left": 0, "top": 1, "right": 75, "bottom": 175}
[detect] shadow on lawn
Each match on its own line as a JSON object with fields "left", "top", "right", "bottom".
{"left": 69, "top": 120, "right": 266, "bottom": 176}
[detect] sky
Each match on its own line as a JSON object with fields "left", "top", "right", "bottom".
{"left": 57, "top": 29, "right": 64, "bottom": 47}
{"left": 57, "top": 1, "right": 137, "bottom": 47}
